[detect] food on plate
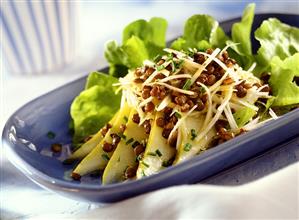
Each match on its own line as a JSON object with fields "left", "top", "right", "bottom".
{"left": 65, "top": 3, "right": 299, "bottom": 184}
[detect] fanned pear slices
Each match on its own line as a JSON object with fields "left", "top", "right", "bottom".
{"left": 136, "top": 112, "right": 176, "bottom": 178}
{"left": 72, "top": 103, "right": 131, "bottom": 177}
{"left": 66, "top": 113, "right": 118, "bottom": 162}
{"left": 174, "top": 115, "right": 216, "bottom": 164}
{"left": 102, "top": 109, "right": 149, "bottom": 184}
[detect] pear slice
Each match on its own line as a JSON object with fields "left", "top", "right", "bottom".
{"left": 72, "top": 103, "right": 131, "bottom": 177}
{"left": 174, "top": 115, "right": 216, "bottom": 164}
{"left": 66, "top": 112, "right": 118, "bottom": 162}
{"left": 136, "top": 112, "right": 176, "bottom": 179}
{"left": 102, "top": 110, "right": 149, "bottom": 184}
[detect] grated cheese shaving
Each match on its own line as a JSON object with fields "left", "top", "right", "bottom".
{"left": 156, "top": 95, "right": 171, "bottom": 111}
{"left": 150, "top": 82, "right": 195, "bottom": 96}
{"left": 168, "top": 105, "right": 198, "bottom": 142}
{"left": 159, "top": 74, "right": 191, "bottom": 83}
{"left": 196, "top": 86, "right": 233, "bottom": 142}
{"left": 190, "top": 48, "right": 221, "bottom": 85}
{"left": 269, "top": 108, "right": 278, "bottom": 120}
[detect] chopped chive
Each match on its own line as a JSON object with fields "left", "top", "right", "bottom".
{"left": 184, "top": 143, "right": 192, "bottom": 152}
{"left": 141, "top": 170, "right": 147, "bottom": 177}
{"left": 171, "top": 61, "right": 176, "bottom": 72}
{"left": 47, "top": 131, "right": 56, "bottom": 139}
{"left": 156, "top": 65, "right": 165, "bottom": 71}
{"left": 147, "top": 152, "right": 157, "bottom": 156}
{"left": 199, "top": 86, "right": 206, "bottom": 93}
{"left": 153, "top": 54, "right": 162, "bottom": 62}
{"left": 182, "top": 79, "right": 192, "bottom": 90}
{"left": 166, "top": 53, "right": 173, "bottom": 61}
{"left": 123, "top": 116, "right": 128, "bottom": 122}
{"left": 162, "top": 160, "right": 172, "bottom": 167}
{"left": 191, "top": 129, "right": 197, "bottom": 141}
{"left": 101, "top": 154, "right": 110, "bottom": 161}
{"left": 175, "top": 59, "right": 184, "bottom": 69}
{"left": 132, "top": 141, "right": 140, "bottom": 148}
{"left": 141, "top": 161, "right": 149, "bottom": 168}
{"left": 118, "top": 133, "right": 126, "bottom": 140}
{"left": 126, "top": 138, "right": 134, "bottom": 145}
{"left": 136, "top": 154, "right": 143, "bottom": 162}
{"left": 155, "top": 149, "right": 162, "bottom": 157}
{"left": 175, "top": 112, "right": 182, "bottom": 119}
{"left": 117, "top": 156, "right": 121, "bottom": 162}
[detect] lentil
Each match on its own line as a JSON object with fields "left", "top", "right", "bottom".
{"left": 103, "top": 141, "right": 114, "bottom": 152}
{"left": 162, "top": 128, "right": 171, "bottom": 139}
{"left": 51, "top": 143, "right": 62, "bottom": 153}
{"left": 125, "top": 167, "right": 137, "bottom": 179}
{"left": 134, "top": 78, "right": 144, "bottom": 83}
{"left": 206, "top": 74, "right": 217, "bottom": 86}
{"left": 143, "top": 120, "right": 151, "bottom": 134}
{"left": 156, "top": 117, "right": 165, "bottom": 127}
{"left": 194, "top": 53, "right": 205, "bottom": 64}
{"left": 144, "top": 102, "right": 155, "bottom": 112}
{"left": 235, "top": 84, "right": 247, "bottom": 98}
{"left": 119, "top": 124, "right": 126, "bottom": 133}
{"left": 71, "top": 172, "right": 81, "bottom": 181}
{"left": 134, "top": 144, "right": 145, "bottom": 156}
{"left": 142, "top": 86, "right": 151, "bottom": 99}
{"left": 132, "top": 113, "right": 140, "bottom": 124}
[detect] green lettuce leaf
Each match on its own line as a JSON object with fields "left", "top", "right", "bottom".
{"left": 233, "top": 107, "right": 257, "bottom": 127}
{"left": 227, "top": 3, "right": 255, "bottom": 69}
{"left": 105, "top": 17, "right": 167, "bottom": 77}
{"left": 255, "top": 18, "right": 299, "bottom": 73}
{"left": 269, "top": 53, "right": 299, "bottom": 106}
{"left": 71, "top": 72, "right": 121, "bottom": 142}
{"left": 123, "top": 17, "right": 167, "bottom": 48}
{"left": 170, "top": 14, "right": 228, "bottom": 51}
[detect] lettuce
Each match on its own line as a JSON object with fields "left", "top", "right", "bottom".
{"left": 255, "top": 18, "right": 299, "bottom": 73}
{"left": 171, "top": 15, "right": 228, "bottom": 51}
{"left": 227, "top": 3, "right": 255, "bottom": 69}
{"left": 105, "top": 17, "right": 167, "bottom": 77}
{"left": 71, "top": 72, "right": 121, "bottom": 142}
{"left": 233, "top": 107, "right": 256, "bottom": 127}
{"left": 269, "top": 53, "right": 299, "bottom": 106}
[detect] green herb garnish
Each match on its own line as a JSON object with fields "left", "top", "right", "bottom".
{"left": 47, "top": 131, "right": 56, "bottom": 139}
{"left": 154, "top": 54, "right": 162, "bottom": 62}
{"left": 156, "top": 65, "right": 165, "bottom": 71}
{"left": 184, "top": 143, "right": 192, "bottom": 152}
{"left": 101, "top": 154, "right": 110, "bottom": 161}
{"left": 182, "top": 79, "right": 192, "bottom": 90}
{"left": 123, "top": 116, "right": 128, "bottom": 122}
{"left": 191, "top": 129, "right": 197, "bottom": 140}
{"left": 155, "top": 149, "right": 162, "bottom": 157}
{"left": 141, "top": 161, "right": 149, "bottom": 168}
{"left": 136, "top": 154, "right": 143, "bottom": 161}
{"left": 147, "top": 152, "right": 157, "bottom": 156}
{"left": 175, "top": 112, "right": 182, "bottom": 119}
{"left": 141, "top": 170, "right": 147, "bottom": 177}
{"left": 118, "top": 133, "right": 126, "bottom": 140}
{"left": 126, "top": 138, "right": 134, "bottom": 145}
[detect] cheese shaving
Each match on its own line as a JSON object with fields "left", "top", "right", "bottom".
{"left": 168, "top": 105, "right": 198, "bottom": 142}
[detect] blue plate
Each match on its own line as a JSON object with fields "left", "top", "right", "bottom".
{"left": 2, "top": 14, "right": 299, "bottom": 203}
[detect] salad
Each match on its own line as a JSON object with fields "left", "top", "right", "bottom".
{"left": 65, "top": 4, "right": 299, "bottom": 184}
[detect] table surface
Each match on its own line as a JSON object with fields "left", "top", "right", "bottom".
{"left": 1, "top": 1, "right": 299, "bottom": 219}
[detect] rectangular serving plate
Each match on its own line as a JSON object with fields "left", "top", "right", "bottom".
{"left": 2, "top": 13, "right": 299, "bottom": 203}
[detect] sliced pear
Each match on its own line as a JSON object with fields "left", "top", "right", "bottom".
{"left": 174, "top": 115, "right": 216, "bottom": 164}
{"left": 102, "top": 110, "right": 149, "bottom": 184}
{"left": 67, "top": 112, "right": 118, "bottom": 162}
{"left": 136, "top": 112, "right": 176, "bottom": 179}
{"left": 72, "top": 103, "right": 131, "bottom": 177}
